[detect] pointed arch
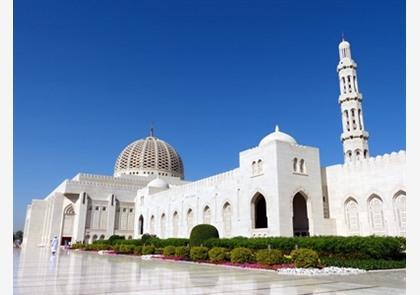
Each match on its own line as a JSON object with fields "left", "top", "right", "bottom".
{"left": 344, "top": 197, "right": 360, "bottom": 234}
{"left": 187, "top": 209, "right": 194, "bottom": 235}
{"left": 160, "top": 213, "right": 166, "bottom": 238}
{"left": 62, "top": 204, "right": 75, "bottom": 244}
{"left": 393, "top": 190, "right": 406, "bottom": 236}
{"left": 222, "top": 202, "right": 232, "bottom": 237}
{"left": 368, "top": 194, "right": 385, "bottom": 234}
{"left": 293, "top": 158, "right": 298, "bottom": 172}
{"left": 172, "top": 211, "right": 179, "bottom": 237}
{"left": 251, "top": 193, "right": 267, "bottom": 229}
{"left": 292, "top": 192, "right": 309, "bottom": 236}
{"left": 203, "top": 206, "right": 211, "bottom": 224}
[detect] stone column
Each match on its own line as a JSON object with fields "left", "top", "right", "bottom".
{"left": 107, "top": 194, "right": 116, "bottom": 238}
{"left": 73, "top": 192, "right": 88, "bottom": 243}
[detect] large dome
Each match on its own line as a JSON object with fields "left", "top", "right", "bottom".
{"left": 114, "top": 134, "right": 184, "bottom": 179}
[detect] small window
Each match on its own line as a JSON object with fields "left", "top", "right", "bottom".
{"left": 102, "top": 207, "right": 106, "bottom": 211}
{"left": 95, "top": 206, "right": 99, "bottom": 211}
{"left": 129, "top": 208, "right": 133, "bottom": 213}
{"left": 123, "top": 208, "right": 127, "bottom": 212}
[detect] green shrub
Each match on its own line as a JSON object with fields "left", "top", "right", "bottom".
{"left": 208, "top": 247, "right": 227, "bottom": 262}
{"left": 321, "top": 257, "right": 406, "bottom": 270}
{"left": 291, "top": 248, "right": 320, "bottom": 268}
{"left": 230, "top": 247, "right": 255, "bottom": 263}
{"left": 133, "top": 246, "right": 142, "bottom": 255}
{"left": 163, "top": 246, "right": 176, "bottom": 256}
{"left": 202, "top": 236, "right": 405, "bottom": 260}
{"left": 175, "top": 246, "right": 190, "bottom": 258}
{"left": 190, "top": 246, "right": 209, "bottom": 261}
{"left": 115, "top": 244, "right": 135, "bottom": 254}
{"left": 141, "top": 234, "right": 157, "bottom": 244}
{"left": 256, "top": 249, "right": 284, "bottom": 265}
{"left": 190, "top": 224, "right": 219, "bottom": 247}
{"left": 109, "top": 235, "right": 125, "bottom": 244}
{"left": 142, "top": 245, "right": 155, "bottom": 255}
{"left": 113, "top": 239, "right": 142, "bottom": 246}
{"left": 71, "top": 243, "right": 85, "bottom": 249}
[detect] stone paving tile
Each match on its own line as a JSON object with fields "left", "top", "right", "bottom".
{"left": 14, "top": 248, "right": 405, "bottom": 295}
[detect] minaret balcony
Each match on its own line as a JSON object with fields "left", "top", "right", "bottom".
{"left": 339, "top": 93, "right": 362, "bottom": 103}
{"left": 341, "top": 130, "right": 369, "bottom": 141}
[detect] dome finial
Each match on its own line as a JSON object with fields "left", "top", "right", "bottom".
{"left": 341, "top": 32, "right": 345, "bottom": 42}
{"left": 149, "top": 122, "right": 155, "bottom": 137}
{"left": 275, "top": 125, "right": 279, "bottom": 132}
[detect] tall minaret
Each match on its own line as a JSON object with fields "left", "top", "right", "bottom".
{"left": 337, "top": 38, "right": 369, "bottom": 163}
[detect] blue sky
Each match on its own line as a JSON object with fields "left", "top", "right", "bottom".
{"left": 14, "top": 0, "right": 405, "bottom": 230}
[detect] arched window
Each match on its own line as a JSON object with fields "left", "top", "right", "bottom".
{"left": 346, "top": 150, "right": 352, "bottom": 162}
{"left": 84, "top": 235, "right": 90, "bottom": 244}
{"left": 368, "top": 195, "right": 385, "bottom": 234}
{"left": 92, "top": 234, "right": 98, "bottom": 242}
{"left": 203, "top": 206, "right": 211, "bottom": 224}
{"left": 139, "top": 215, "right": 144, "bottom": 235}
{"left": 127, "top": 235, "right": 132, "bottom": 240}
{"left": 299, "top": 159, "right": 305, "bottom": 174}
{"left": 251, "top": 193, "right": 267, "bottom": 229}
{"left": 293, "top": 158, "right": 298, "bottom": 172}
{"left": 160, "top": 213, "right": 166, "bottom": 238}
{"left": 251, "top": 161, "right": 256, "bottom": 175}
{"left": 187, "top": 209, "right": 194, "bottom": 235}
{"left": 172, "top": 211, "right": 179, "bottom": 237}
{"left": 99, "top": 235, "right": 105, "bottom": 240}
{"left": 344, "top": 110, "right": 350, "bottom": 131}
{"left": 364, "top": 149, "right": 368, "bottom": 159}
{"left": 150, "top": 215, "right": 155, "bottom": 235}
{"left": 393, "top": 191, "right": 406, "bottom": 236}
{"left": 355, "top": 149, "right": 361, "bottom": 161}
{"left": 222, "top": 202, "right": 232, "bottom": 237}
{"left": 257, "top": 159, "right": 263, "bottom": 174}
{"left": 344, "top": 198, "right": 360, "bottom": 234}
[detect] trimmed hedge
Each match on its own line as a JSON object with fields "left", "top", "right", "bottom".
{"left": 231, "top": 247, "right": 255, "bottom": 263}
{"left": 202, "top": 236, "right": 405, "bottom": 260}
{"left": 142, "top": 245, "right": 155, "bottom": 255}
{"left": 190, "top": 224, "right": 219, "bottom": 247}
{"left": 256, "top": 249, "right": 284, "bottom": 265}
{"left": 321, "top": 257, "right": 406, "bottom": 270}
{"left": 175, "top": 246, "right": 190, "bottom": 258}
{"left": 190, "top": 246, "right": 209, "bottom": 261}
{"left": 163, "top": 246, "right": 176, "bottom": 256}
{"left": 208, "top": 247, "right": 227, "bottom": 262}
{"left": 291, "top": 248, "right": 320, "bottom": 268}
{"left": 133, "top": 246, "right": 142, "bottom": 255}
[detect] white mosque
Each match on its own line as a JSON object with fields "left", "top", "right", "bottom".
{"left": 22, "top": 39, "right": 406, "bottom": 248}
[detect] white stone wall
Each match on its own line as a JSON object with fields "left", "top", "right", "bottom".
{"left": 323, "top": 151, "right": 406, "bottom": 236}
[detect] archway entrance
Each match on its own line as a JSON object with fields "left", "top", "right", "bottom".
{"left": 139, "top": 215, "right": 144, "bottom": 235}
{"left": 292, "top": 193, "right": 309, "bottom": 236}
{"left": 252, "top": 193, "right": 267, "bottom": 228}
{"left": 61, "top": 205, "right": 75, "bottom": 245}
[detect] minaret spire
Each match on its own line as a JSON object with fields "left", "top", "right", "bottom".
{"left": 337, "top": 39, "right": 369, "bottom": 163}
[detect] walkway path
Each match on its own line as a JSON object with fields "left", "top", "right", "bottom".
{"left": 14, "top": 248, "right": 405, "bottom": 294}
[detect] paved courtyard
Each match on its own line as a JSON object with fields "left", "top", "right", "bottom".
{"left": 14, "top": 248, "right": 405, "bottom": 295}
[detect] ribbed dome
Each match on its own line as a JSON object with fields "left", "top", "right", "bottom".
{"left": 259, "top": 125, "right": 297, "bottom": 146}
{"left": 114, "top": 135, "right": 184, "bottom": 179}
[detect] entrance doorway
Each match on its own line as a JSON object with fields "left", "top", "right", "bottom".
{"left": 292, "top": 193, "right": 309, "bottom": 236}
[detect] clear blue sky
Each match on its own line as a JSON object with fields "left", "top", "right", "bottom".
{"left": 14, "top": 0, "right": 405, "bottom": 230}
